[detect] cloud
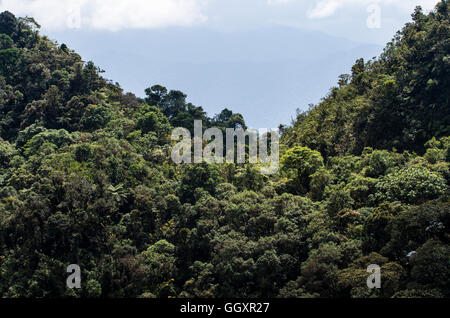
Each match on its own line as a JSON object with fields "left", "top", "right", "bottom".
{"left": 264, "top": 0, "right": 440, "bottom": 18}
{"left": 308, "top": 0, "right": 342, "bottom": 19}
{"left": 0, "top": 0, "right": 442, "bottom": 31}
{"left": 266, "top": 0, "right": 296, "bottom": 5}
{"left": 0, "top": 0, "right": 208, "bottom": 31}
{"left": 307, "top": 0, "right": 440, "bottom": 19}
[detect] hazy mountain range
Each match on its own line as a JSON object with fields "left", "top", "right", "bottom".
{"left": 47, "top": 27, "right": 383, "bottom": 128}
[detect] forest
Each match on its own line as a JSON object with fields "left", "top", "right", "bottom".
{"left": 0, "top": 1, "right": 449, "bottom": 298}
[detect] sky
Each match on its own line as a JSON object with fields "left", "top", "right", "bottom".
{"left": 0, "top": 0, "right": 442, "bottom": 128}
{"left": 0, "top": 0, "right": 440, "bottom": 43}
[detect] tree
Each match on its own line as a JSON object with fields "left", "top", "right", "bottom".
{"left": 178, "top": 163, "right": 222, "bottom": 203}
{"left": 145, "top": 85, "right": 167, "bottom": 107}
{"left": 374, "top": 166, "right": 446, "bottom": 204}
{"left": 0, "top": 34, "right": 13, "bottom": 49}
{"left": 80, "top": 104, "right": 114, "bottom": 131}
{"left": 281, "top": 146, "right": 324, "bottom": 194}
{"left": 0, "top": 11, "right": 18, "bottom": 37}
{"left": 410, "top": 239, "right": 450, "bottom": 295}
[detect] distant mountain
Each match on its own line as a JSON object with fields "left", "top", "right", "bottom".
{"left": 47, "top": 27, "right": 382, "bottom": 128}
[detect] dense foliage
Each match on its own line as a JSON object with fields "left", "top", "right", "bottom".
{"left": 283, "top": 1, "right": 450, "bottom": 158}
{"left": 0, "top": 2, "right": 449, "bottom": 298}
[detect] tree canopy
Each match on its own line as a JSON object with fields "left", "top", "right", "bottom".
{"left": 0, "top": 2, "right": 449, "bottom": 298}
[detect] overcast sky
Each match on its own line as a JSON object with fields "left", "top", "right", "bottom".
{"left": 0, "top": 0, "right": 440, "bottom": 44}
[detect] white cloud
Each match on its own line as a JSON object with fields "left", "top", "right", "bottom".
{"left": 308, "top": 0, "right": 342, "bottom": 19}
{"left": 309, "top": 0, "right": 441, "bottom": 19}
{"left": 267, "top": 0, "right": 296, "bottom": 5}
{"left": 307, "top": 0, "right": 440, "bottom": 19}
{"left": 264, "top": 0, "right": 440, "bottom": 18}
{"left": 0, "top": 0, "right": 208, "bottom": 31}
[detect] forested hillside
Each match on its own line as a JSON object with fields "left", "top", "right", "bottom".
{"left": 283, "top": 2, "right": 450, "bottom": 158}
{"left": 0, "top": 2, "right": 449, "bottom": 298}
